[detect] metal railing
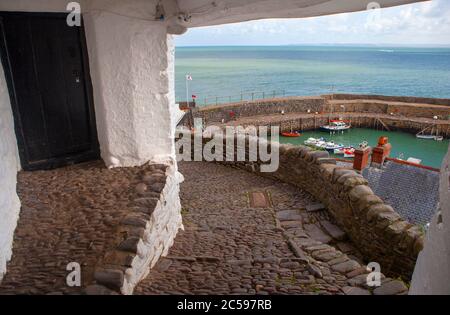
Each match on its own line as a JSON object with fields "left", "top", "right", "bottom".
{"left": 199, "top": 90, "right": 286, "bottom": 106}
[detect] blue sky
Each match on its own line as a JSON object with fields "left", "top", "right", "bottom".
{"left": 175, "top": 0, "right": 450, "bottom": 46}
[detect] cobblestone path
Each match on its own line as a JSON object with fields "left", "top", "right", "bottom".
{"left": 0, "top": 160, "right": 408, "bottom": 295}
{"left": 0, "top": 161, "right": 147, "bottom": 295}
{"left": 136, "top": 162, "right": 407, "bottom": 295}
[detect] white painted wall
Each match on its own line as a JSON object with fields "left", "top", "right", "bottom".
{"left": 410, "top": 146, "right": 450, "bottom": 295}
{"left": 0, "top": 63, "right": 21, "bottom": 281}
{"left": 82, "top": 11, "right": 178, "bottom": 167}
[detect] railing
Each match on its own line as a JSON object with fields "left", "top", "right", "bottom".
{"left": 199, "top": 90, "right": 286, "bottom": 106}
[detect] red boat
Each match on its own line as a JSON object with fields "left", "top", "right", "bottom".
{"left": 281, "top": 131, "right": 301, "bottom": 137}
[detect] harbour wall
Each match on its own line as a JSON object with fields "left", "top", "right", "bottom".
{"left": 248, "top": 115, "right": 450, "bottom": 138}
{"left": 182, "top": 133, "right": 425, "bottom": 280}
{"left": 188, "top": 94, "right": 450, "bottom": 136}
{"left": 325, "top": 94, "right": 450, "bottom": 107}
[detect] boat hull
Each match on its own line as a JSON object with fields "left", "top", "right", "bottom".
{"left": 281, "top": 132, "right": 301, "bottom": 138}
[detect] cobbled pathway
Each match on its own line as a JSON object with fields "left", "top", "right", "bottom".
{"left": 135, "top": 162, "right": 408, "bottom": 295}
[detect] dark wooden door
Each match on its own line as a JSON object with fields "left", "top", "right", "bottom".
{"left": 0, "top": 13, "right": 99, "bottom": 171}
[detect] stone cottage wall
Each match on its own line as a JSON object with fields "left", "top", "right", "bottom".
{"left": 183, "top": 133, "right": 424, "bottom": 279}
{"left": 0, "top": 63, "right": 21, "bottom": 281}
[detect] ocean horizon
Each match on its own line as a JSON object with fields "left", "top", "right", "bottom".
{"left": 175, "top": 45, "right": 450, "bottom": 104}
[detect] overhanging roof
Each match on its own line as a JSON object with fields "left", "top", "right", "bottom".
{"left": 175, "top": 0, "right": 429, "bottom": 28}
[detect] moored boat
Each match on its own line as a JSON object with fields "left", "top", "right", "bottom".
{"left": 320, "top": 120, "right": 351, "bottom": 132}
{"left": 416, "top": 134, "right": 436, "bottom": 140}
{"left": 281, "top": 131, "right": 301, "bottom": 137}
{"left": 416, "top": 125, "right": 445, "bottom": 141}
{"left": 324, "top": 141, "right": 344, "bottom": 152}
{"left": 343, "top": 147, "right": 356, "bottom": 158}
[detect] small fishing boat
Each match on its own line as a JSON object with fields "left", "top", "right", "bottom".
{"left": 416, "top": 125, "right": 444, "bottom": 141}
{"left": 416, "top": 134, "right": 436, "bottom": 140}
{"left": 321, "top": 120, "right": 351, "bottom": 132}
{"left": 304, "top": 137, "right": 327, "bottom": 149}
{"left": 304, "top": 137, "right": 318, "bottom": 146}
{"left": 324, "top": 141, "right": 344, "bottom": 152}
{"left": 281, "top": 131, "right": 301, "bottom": 137}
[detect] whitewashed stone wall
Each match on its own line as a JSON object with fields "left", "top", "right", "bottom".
{"left": 92, "top": 161, "right": 184, "bottom": 295}
{"left": 83, "top": 11, "right": 178, "bottom": 168}
{"left": 0, "top": 64, "right": 21, "bottom": 281}
{"left": 122, "top": 163, "right": 184, "bottom": 295}
{"left": 410, "top": 146, "right": 450, "bottom": 294}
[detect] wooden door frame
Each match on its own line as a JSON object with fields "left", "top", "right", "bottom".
{"left": 0, "top": 12, "right": 100, "bottom": 171}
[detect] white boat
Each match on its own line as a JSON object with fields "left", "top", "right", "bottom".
{"left": 416, "top": 134, "right": 436, "bottom": 140}
{"left": 407, "top": 157, "right": 422, "bottom": 165}
{"left": 416, "top": 125, "right": 445, "bottom": 141}
{"left": 304, "top": 137, "right": 318, "bottom": 146}
{"left": 321, "top": 120, "right": 351, "bottom": 132}
{"left": 304, "top": 137, "right": 327, "bottom": 148}
{"left": 324, "top": 141, "right": 344, "bottom": 152}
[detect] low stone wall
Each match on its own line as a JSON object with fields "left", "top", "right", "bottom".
{"left": 324, "top": 100, "right": 450, "bottom": 120}
{"left": 182, "top": 133, "right": 424, "bottom": 279}
{"left": 89, "top": 162, "right": 183, "bottom": 295}
{"left": 195, "top": 97, "right": 325, "bottom": 123}
{"left": 325, "top": 93, "right": 450, "bottom": 107}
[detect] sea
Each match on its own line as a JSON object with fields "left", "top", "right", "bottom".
{"left": 175, "top": 45, "right": 450, "bottom": 103}
{"left": 175, "top": 46, "right": 450, "bottom": 168}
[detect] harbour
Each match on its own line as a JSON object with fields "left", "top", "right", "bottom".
{"left": 279, "top": 127, "right": 449, "bottom": 168}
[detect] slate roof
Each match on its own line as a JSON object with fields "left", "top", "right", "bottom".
{"left": 361, "top": 161, "right": 440, "bottom": 226}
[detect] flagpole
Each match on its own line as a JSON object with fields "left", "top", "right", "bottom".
{"left": 186, "top": 75, "right": 189, "bottom": 108}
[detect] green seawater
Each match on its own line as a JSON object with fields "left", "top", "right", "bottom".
{"left": 278, "top": 128, "right": 449, "bottom": 168}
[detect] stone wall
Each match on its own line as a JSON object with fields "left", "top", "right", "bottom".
{"left": 324, "top": 100, "right": 450, "bottom": 120}
{"left": 89, "top": 162, "right": 183, "bottom": 295}
{"left": 326, "top": 94, "right": 450, "bottom": 106}
{"left": 182, "top": 133, "right": 424, "bottom": 279}
{"left": 0, "top": 64, "right": 21, "bottom": 281}
{"left": 195, "top": 97, "right": 326, "bottom": 123}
